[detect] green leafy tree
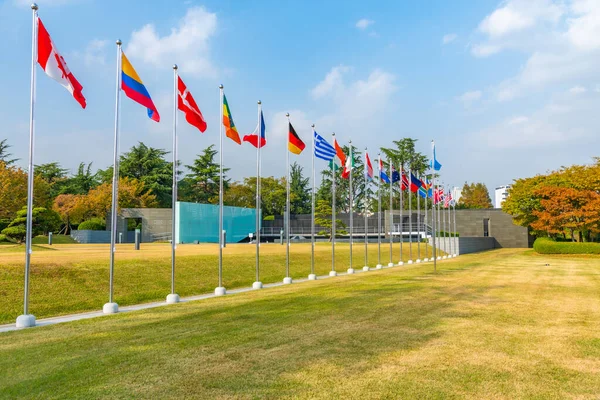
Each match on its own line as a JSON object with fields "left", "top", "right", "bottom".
{"left": 35, "top": 162, "right": 69, "bottom": 197}
{"left": 119, "top": 142, "right": 173, "bottom": 208}
{"left": 0, "top": 139, "right": 18, "bottom": 165}
{"left": 0, "top": 162, "right": 52, "bottom": 219}
{"left": 314, "top": 199, "right": 347, "bottom": 240}
{"left": 181, "top": 145, "right": 230, "bottom": 204}
{"left": 458, "top": 182, "right": 493, "bottom": 209}
{"left": 63, "top": 162, "right": 99, "bottom": 195}
{"left": 1, "top": 207, "right": 61, "bottom": 243}
{"left": 289, "top": 162, "right": 311, "bottom": 214}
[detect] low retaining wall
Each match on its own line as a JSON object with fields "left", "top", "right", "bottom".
{"left": 71, "top": 230, "right": 136, "bottom": 244}
{"left": 428, "top": 237, "right": 498, "bottom": 255}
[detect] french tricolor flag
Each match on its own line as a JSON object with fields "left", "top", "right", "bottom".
{"left": 37, "top": 17, "right": 86, "bottom": 109}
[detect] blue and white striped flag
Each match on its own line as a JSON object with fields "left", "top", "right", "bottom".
{"left": 314, "top": 131, "right": 336, "bottom": 161}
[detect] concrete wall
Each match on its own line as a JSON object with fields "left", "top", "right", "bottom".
{"left": 118, "top": 208, "right": 172, "bottom": 243}
{"left": 454, "top": 209, "right": 528, "bottom": 248}
{"left": 71, "top": 230, "right": 135, "bottom": 244}
{"left": 429, "top": 237, "right": 499, "bottom": 255}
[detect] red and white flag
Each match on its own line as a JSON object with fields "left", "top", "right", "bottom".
{"left": 177, "top": 76, "right": 207, "bottom": 133}
{"left": 37, "top": 17, "right": 86, "bottom": 109}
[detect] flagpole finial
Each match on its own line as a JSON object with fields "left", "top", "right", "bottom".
{"left": 219, "top": 84, "right": 223, "bottom": 89}
{"left": 332, "top": 132, "right": 335, "bottom": 136}
{"left": 286, "top": 112, "right": 290, "bottom": 117}
{"left": 173, "top": 64, "right": 178, "bottom": 70}
{"left": 311, "top": 124, "right": 315, "bottom": 128}
{"left": 31, "top": 3, "right": 38, "bottom": 10}
{"left": 116, "top": 39, "right": 122, "bottom": 46}
{"left": 257, "top": 100, "right": 261, "bottom": 104}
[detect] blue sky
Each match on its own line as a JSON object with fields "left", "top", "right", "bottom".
{"left": 1, "top": 0, "right": 600, "bottom": 198}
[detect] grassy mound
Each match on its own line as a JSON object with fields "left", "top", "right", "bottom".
{"left": 533, "top": 237, "right": 600, "bottom": 254}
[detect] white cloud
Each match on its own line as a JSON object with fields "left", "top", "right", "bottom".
{"left": 356, "top": 18, "right": 374, "bottom": 30}
{"left": 456, "top": 90, "right": 482, "bottom": 106}
{"left": 81, "top": 39, "right": 107, "bottom": 66}
{"left": 565, "top": 0, "right": 600, "bottom": 51}
{"left": 126, "top": 6, "right": 217, "bottom": 77}
{"left": 508, "top": 116, "right": 529, "bottom": 125}
{"left": 478, "top": 0, "right": 564, "bottom": 38}
{"left": 569, "top": 85, "right": 587, "bottom": 94}
{"left": 442, "top": 33, "right": 458, "bottom": 44}
{"left": 311, "top": 65, "right": 351, "bottom": 99}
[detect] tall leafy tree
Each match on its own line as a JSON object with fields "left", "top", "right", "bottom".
{"left": 289, "top": 162, "right": 311, "bottom": 214}
{"left": 63, "top": 162, "right": 99, "bottom": 195}
{"left": 181, "top": 145, "right": 229, "bottom": 204}
{"left": 314, "top": 199, "right": 347, "bottom": 240}
{"left": 0, "top": 162, "right": 51, "bottom": 219}
{"left": 118, "top": 142, "right": 172, "bottom": 208}
{"left": 0, "top": 139, "right": 18, "bottom": 165}
{"left": 35, "top": 162, "right": 69, "bottom": 197}
{"left": 458, "top": 182, "right": 493, "bottom": 209}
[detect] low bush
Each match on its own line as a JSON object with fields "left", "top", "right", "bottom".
{"left": 78, "top": 218, "right": 106, "bottom": 231}
{"left": 0, "top": 234, "right": 14, "bottom": 243}
{"left": 533, "top": 237, "right": 600, "bottom": 254}
{"left": 0, "top": 219, "right": 10, "bottom": 231}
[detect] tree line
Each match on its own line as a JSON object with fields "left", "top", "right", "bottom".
{"left": 502, "top": 159, "right": 600, "bottom": 242}
{"left": 1, "top": 137, "right": 492, "bottom": 241}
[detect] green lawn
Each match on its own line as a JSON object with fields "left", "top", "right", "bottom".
{"left": 1, "top": 248, "right": 600, "bottom": 399}
{"left": 0, "top": 242, "right": 437, "bottom": 324}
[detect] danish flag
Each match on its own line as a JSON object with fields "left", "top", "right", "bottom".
{"left": 37, "top": 17, "right": 86, "bottom": 108}
{"left": 177, "top": 76, "right": 207, "bottom": 133}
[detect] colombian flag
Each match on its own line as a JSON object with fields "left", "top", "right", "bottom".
{"left": 121, "top": 52, "right": 159, "bottom": 122}
{"left": 288, "top": 123, "right": 305, "bottom": 154}
{"left": 222, "top": 94, "right": 241, "bottom": 144}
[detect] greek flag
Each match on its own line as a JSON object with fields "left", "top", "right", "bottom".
{"left": 314, "top": 131, "right": 336, "bottom": 161}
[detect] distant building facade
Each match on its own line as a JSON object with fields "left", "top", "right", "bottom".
{"left": 495, "top": 185, "right": 511, "bottom": 208}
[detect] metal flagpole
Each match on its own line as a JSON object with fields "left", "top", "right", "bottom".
{"left": 376, "top": 153, "right": 382, "bottom": 269}
{"left": 443, "top": 184, "right": 447, "bottom": 259}
{"left": 431, "top": 141, "right": 438, "bottom": 272}
{"left": 416, "top": 176, "right": 421, "bottom": 263}
{"left": 448, "top": 187, "right": 453, "bottom": 258}
{"left": 363, "top": 147, "right": 369, "bottom": 271}
{"left": 454, "top": 200, "right": 458, "bottom": 257}
{"left": 253, "top": 101, "right": 263, "bottom": 289}
{"left": 284, "top": 113, "right": 292, "bottom": 284}
{"left": 388, "top": 160, "right": 394, "bottom": 267}
{"left": 437, "top": 185, "right": 442, "bottom": 259}
{"left": 309, "top": 124, "right": 316, "bottom": 280}
{"left": 399, "top": 166, "right": 404, "bottom": 265}
{"left": 331, "top": 133, "right": 337, "bottom": 276}
{"left": 103, "top": 39, "right": 123, "bottom": 314}
{"left": 167, "top": 65, "right": 180, "bottom": 304}
{"left": 215, "top": 85, "right": 226, "bottom": 296}
{"left": 348, "top": 141, "right": 354, "bottom": 274}
{"left": 424, "top": 175, "right": 429, "bottom": 262}
{"left": 17, "top": 3, "right": 39, "bottom": 328}
{"left": 408, "top": 168, "right": 413, "bottom": 264}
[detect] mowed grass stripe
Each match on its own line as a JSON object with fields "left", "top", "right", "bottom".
{"left": 0, "top": 242, "right": 438, "bottom": 324}
{"left": 1, "top": 249, "right": 600, "bottom": 398}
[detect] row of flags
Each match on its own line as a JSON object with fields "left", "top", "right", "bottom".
{"left": 35, "top": 12, "right": 455, "bottom": 206}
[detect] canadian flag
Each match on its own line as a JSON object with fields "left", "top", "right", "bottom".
{"left": 177, "top": 76, "right": 207, "bottom": 133}
{"left": 37, "top": 17, "right": 86, "bottom": 109}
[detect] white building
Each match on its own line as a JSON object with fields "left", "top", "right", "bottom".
{"left": 495, "top": 185, "right": 511, "bottom": 208}
{"left": 452, "top": 186, "right": 462, "bottom": 203}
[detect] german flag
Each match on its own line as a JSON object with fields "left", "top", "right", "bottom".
{"left": 288, "top": 123, "right": 305, "bottom": 154}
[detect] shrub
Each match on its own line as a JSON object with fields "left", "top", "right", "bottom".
{"left": 78, "top": 218, "right": 106, "bottom": 231}
{"left": 533, "top": 237, "right": 600, "bottom": 254}
{"left": 263, "top": 215, "right": 275, "bottom": 221}
{"left": 0, "top": 218, "right": 10, "bottom": 231}
{"left": 1, "top": 225, "right": 26, "bottom": 243}
{"left": 0, "top": 233, "right": 14, "bottom": 243}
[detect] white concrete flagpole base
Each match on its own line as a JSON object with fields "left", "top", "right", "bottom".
{"left": 16, "top": 314, "right": 36, "bottom": 328}
{"left": 103, "top": 303, "right": 118, "bottom": 314}
{"left": 214, "top": 287, "right": 226, "bottom": 296}
{"left": 166, "top": 293, "right": 180, "bottom": 304}
{"left": 308, "top": 274, "right": 317, "bottom": 280}
{"left": 408, "top": 260, "right": 413, "bottom": 264}
{"left": 329, "top": 271, "right": 338, "bottom": 277}
{"left": 347, "top": 268, "right": 355, "bottom": 274}
{"left": 387, "top": 262, "right": 394, "bottom": 267}
{"left": 362, "top": 266, "right": 370, "bottom": 271}
{"left": 252, "top": 281, "right": 263, "bottom": 289}
{"left": 443, "top": 256, "right": 448, "bottom": 259}
{"left": 283, "top": 277, "right": 293, "bottom": 284}
{"left": 437, "top": 256, "right": 442, "bottom": 260}
{"left": 423, "top": 258, "right": 429, "bottom": 262}
{"left": 453, "top": 254, "right": 457, "bottom": 257}
{"left": 398, "top": 261, "right": 404, "bottom": 266}
{"left": 375, "top": 264, "right": 383, "bottom": 269}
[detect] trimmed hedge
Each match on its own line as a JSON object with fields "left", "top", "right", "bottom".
{"left": 533, "top": 237, "right": 600, "bottom": 254}
{"left": 78, "top": 218, "right": 106, "bottom": 231}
